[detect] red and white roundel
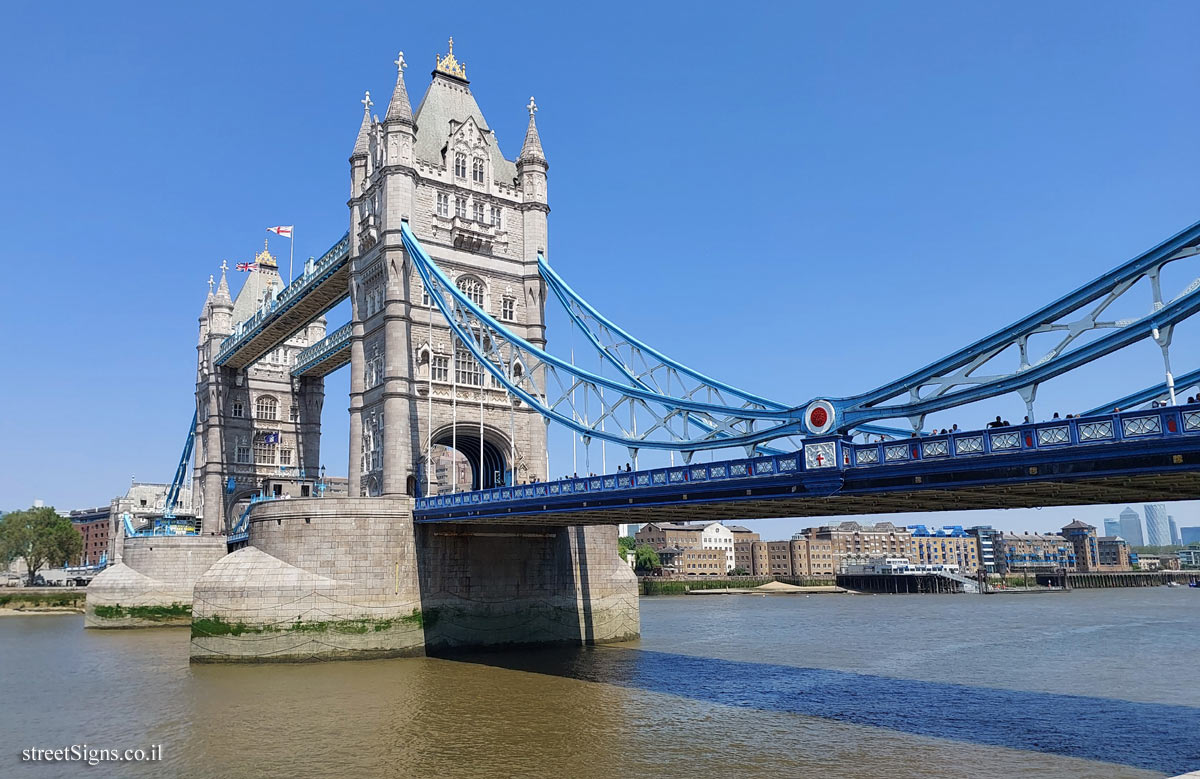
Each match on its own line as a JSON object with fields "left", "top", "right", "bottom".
{"left": 805, "top": 400, "right": 836, "bottom": 435}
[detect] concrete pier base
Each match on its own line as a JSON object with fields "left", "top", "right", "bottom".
{"left": 190, "top": 498, "right": 425, "bottom": 663}
{"left": 188, "top": 497, "right": 639, "bottom": 662}
{"left": 85, "top": 535, "right": 228, "bottom": 628}
{"left": 417, "top": 523, "right": 640, "bottom": 652}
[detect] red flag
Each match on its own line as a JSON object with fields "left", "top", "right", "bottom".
{"left": 267, "top": 225, "right": 294, "bottom": 238}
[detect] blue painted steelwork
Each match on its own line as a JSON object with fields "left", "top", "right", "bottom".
{"left": 539, "top": 256, "right": 913, "bottom": 447}
{"left": 215, "top": 232, "right": 350, "bottom": 367}
{"left": 226, "top": 493, "right": 278, "bottom": 545}
{"left": 163, "top": 410, "right": 197, "bottom": 520}
{"left": 1085, "top": 366, "right": 1200, "bottom": 416}
{"left": 122, "top": 512, "right": 199, "bottom": 538}
{"left": 401, "top": 222, "right": 806, "bottom": 453}
{"left": 831, "top": 219, "right": 1200, "bottom": 431}
{"left": 414, "top": 403, "right": 1200, "bottom": 521}
{"left": 292, "top": 322, "right": 352, "bottom": 377}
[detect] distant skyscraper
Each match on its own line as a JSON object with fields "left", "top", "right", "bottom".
{"left": 1103, "top": 518, "right": 1121, "bottom": 537}
{"left": 1118, "top": 507, "right": 1144, "bottom": 547}
{"left": 1169, "top": 516, "right": 1180, "bottom": 546}
{"left": 1144, "top": 504, "right": 1170, "bottom": 547}
{"left": 1182, "top": 527, "right": 1200, "bottom": 546}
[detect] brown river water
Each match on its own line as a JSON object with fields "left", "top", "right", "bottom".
{"left": 1, "top": 587, "right": 1197, "bottom": 778}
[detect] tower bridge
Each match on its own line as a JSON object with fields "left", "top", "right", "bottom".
{"left": 87, "top": 39, "right": 1200, "bottom": 663}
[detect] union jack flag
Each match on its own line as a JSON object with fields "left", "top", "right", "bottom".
{"left": 236, "top": 262, "right": 257, "bottom": 272}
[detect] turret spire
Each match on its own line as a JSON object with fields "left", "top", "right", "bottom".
{"left": 385, "top": 52, "right": 413, "bottom": 124}
{"left": 352, "top": 90, "right": 373, "bottom": 158}
{"left": 214, "top": 261, "right": 232, "bottom": 305}
{"left": 519, "top": 96, "right": 545, "bottom": 162}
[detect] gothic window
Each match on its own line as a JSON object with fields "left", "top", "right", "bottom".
{"left": 365, "top": 343, "right": 384, "bottom": 389}
{"left": 490, "top": 206, "right": 502, "bottom": 228}
{"left": 473, "top": 201, "right": 485, "bottom": 222}
{"left": 472, "top": 157, "right": 485, "bottom": 183}
{"left": 232, "top": 401, "right": 244, "bottom": 419}
{"left": 455, "top": 346, "right": 483, "bottom": 386}
{"left": 455, "top": 196, "right": 467, "bottom": 218}
{"left": 436, "top": 192, "right": 449, "bottom": 217}
{"left": 456, "top": 276, "right": 484, "bottom": 306}
{"left": 255, "top": 396, "right": 278, "bottom": 421}
{"left": 362, "top": 414, "right": 385, "bottom": 473}
{"left": 253, "top": 435, "right": 276, "bottom": 465}
{"left": 454, "top": 153, "right": 466, "bottom": 178}
{"left": 431, "top": 355, "right": 449, "bottom": 382}
{"left": 501, "top": 296, "right": 515, "bottom": 321}
{"left": 236, "top": 445, "right": 251, "bottom": 464}
{"left": 421, "top": 284, "right": 431, "bottom": 306}
{"left": 280, "top": 448, "right": 293, "bottom": 466}
{"left": 289, "top": 405, "right": 299, "bottom": 422}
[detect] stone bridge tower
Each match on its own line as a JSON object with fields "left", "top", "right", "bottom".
{"left": 347, "top": 41, "right": 549, "bottom": 498}
{"left": 193, "top": 250, "right": 327, "bottom": 533}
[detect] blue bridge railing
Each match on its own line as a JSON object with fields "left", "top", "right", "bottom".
{"left": 414, "top": 404, "right": 1200, "bottom": 515}
{"left": 291, "top": 322, "right": 352, "bottom": 376}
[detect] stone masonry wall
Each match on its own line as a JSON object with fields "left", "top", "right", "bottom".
{"left": 416, "top": 522, "right": 639, "bottom": 652}
{"left": 85, "top": 535, "right": 228, "bottom": 628}
{"left": 189, "top": 497, "right": 425, "bottom": 662}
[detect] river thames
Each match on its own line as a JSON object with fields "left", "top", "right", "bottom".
{"left": 2, "top": 587, "right": 1197, "bottom": 778}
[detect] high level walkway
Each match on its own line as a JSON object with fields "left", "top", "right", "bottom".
{"left": 215, "top": 233, "right": 350, "bottom": 370}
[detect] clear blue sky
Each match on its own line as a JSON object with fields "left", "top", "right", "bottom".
{"left": 2, "top": 1, "right": 1199, "bottom": 536}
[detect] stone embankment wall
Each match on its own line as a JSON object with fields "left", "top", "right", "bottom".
{"left": 85, "top": 536, "right": 228, "bottom": 628}
{"left": 416, "top": 523, "right": 639, "bottom": 651}
{"left": 190, "top": 498, "right": 425, "bottom": 663}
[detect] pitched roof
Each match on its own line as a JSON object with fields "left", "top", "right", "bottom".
{"left": 1062, "top": 520, "right": 1095, "bottom": 530}
{"left": 413, "top": 73, "right": 517, "bottom": 183}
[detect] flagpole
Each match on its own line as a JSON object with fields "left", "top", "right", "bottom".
{"left": 289, "top": 228, "right": 295, "bottom": 284}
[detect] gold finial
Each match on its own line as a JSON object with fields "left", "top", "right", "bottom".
{"left": 255, "top": 239, "right": 278, "bottom": 268}
{"left": 435, "top": 36, "right": 467, "bottom": 79}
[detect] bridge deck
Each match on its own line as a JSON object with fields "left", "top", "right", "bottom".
{"left": 414, "top": 406, "right": 1200, "bottom": 525}
{"left": 216, "top": 233, "right": 350, "bottom": 370}
{"left": 292, "top": 322, "right": 352, "bottom": 377}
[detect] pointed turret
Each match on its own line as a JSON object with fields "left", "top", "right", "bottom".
{"left": 352, "top": 91, "right": 373, "bottom": 158}
{"left": 214, "top": 262, "right": 233, "bottom": 306}
{"left": 385, "top": 52, "right": 413, "bottom": 124}
{"left": 518, "top": 96, "right": 546, "bottom": 163}
{"left": 201, "top": 275, "right": 214, "bottom": 318}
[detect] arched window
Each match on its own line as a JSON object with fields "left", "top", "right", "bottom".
{"left": 454, "top": 153, "right": 467, "bottom": 178}
{"left": 255, "top": 395, "right": 278, "bottom": 421}
{"left": 472, "top": 157, "right": 485, "bottom": 183}
{"left": 456, "top": 276, "right": 484, "bottom": 306}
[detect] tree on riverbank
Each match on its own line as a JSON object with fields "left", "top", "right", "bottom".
{"left": 633, "top": 544, "right": 660, "bottom": 572}
{"left": 618, "top": 536, "right": 636, "bottom": 562}
{"left": 0, "top": 506, "right": 81, "bottom": 585}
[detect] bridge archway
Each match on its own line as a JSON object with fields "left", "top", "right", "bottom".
{"left": 428, "top": 424, "right": 510, "bottom": 492}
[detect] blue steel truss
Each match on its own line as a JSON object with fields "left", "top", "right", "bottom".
{"left": 539, "top": 255, "right": 914, "bottom": 444}
{"left": 163, "top": 410, "right": 197, "bottom": 520}
{"left": 404, "top": 218, "right": 1200, "bottom": 453}
{"left": 415, "top": 402, "right": 1200, "bottom": 519}
{"left": 832, "top": 219, "right": 1200, "bottom": 432}
{"left": 402, "top": 223, "right": 804, "bottom": 455}
{"left": 1085, "top": 366, "right": 1200, "bottom": 416}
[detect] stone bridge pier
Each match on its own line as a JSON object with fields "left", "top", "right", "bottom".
{"left": 189, "top": 497, "right": 638, "bottom": 662}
